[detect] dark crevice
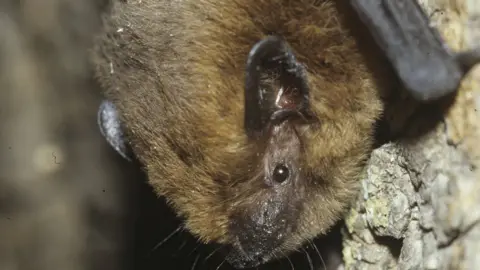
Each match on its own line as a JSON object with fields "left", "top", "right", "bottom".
{"left": 437, "top": 218, "right": 480, "bottom": 249}
{"left": 372, "top": 88, "right": 457, "bottom": 150}
{"left": 373, "top": 235, "right": 403, "bottom": 260}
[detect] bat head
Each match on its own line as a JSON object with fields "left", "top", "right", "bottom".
{"left": 223, "top": 36, "right": 315, "bottom": 267}
{"left": 97, "top": 35, "right": 378, "bottom": 269}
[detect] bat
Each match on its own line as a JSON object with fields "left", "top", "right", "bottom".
{"left": 93, "top": 0, "right": 479, "bottom": 269}
{"left": 351, "top": 0, "right": 480, "bottom": 101}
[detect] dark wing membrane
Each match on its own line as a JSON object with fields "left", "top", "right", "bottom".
{"left": 350, "top": 0, "right": 464, "bottom": 101}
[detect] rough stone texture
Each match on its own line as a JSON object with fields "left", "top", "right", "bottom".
{"left": 342, "top": 1, "right": 480, "bottom": 269}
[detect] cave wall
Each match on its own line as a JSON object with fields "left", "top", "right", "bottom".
{"left": 342, "top": 1, "right": 480, "bottom": 269}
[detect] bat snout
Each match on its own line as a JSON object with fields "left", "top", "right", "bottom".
{"left": 225, "top": 198, "right": 293, "bottom": 268}
{"left": 224, "top": 230, "right": 282, "bottom": 269}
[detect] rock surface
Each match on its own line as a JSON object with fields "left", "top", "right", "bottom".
{"left": 342, "top": 1, "right": 480, "bottom": 269}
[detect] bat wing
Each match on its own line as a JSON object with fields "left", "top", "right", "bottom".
{"left": 350, "top": 0, "right": 479, "bottom": 101}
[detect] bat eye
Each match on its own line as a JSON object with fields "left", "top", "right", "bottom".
{"left": 272, "top": 164, "right": 290, "bottom": 183}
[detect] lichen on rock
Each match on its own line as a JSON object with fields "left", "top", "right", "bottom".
{"left": 342, "top": 1, "right": 480, "bottom": 269}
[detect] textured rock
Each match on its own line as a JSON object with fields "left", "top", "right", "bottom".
{"left": 342, "top": 1, "right": 480, "bottom": 269}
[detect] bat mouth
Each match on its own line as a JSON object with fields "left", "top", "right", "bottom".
{"left": 223, "top": 240, "right": 277, "bottom": 269}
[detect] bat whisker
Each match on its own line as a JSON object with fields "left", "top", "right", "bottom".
{"left": 148, "top": 225, "right": 183, "bottom": 255}
{"left": 302, "top": 247, "right": 314, "bottom": 270}
{"left": 178, "top": 239, "right": 188, "bottom": 251}
{"left": 277, "top": 250, "right": 293, "bottom": 270}
{"left": 309, "top": 240, "right": 326, "bottom": 270}
{"left": 203, "top": 246, "right": 222, "bottom": 263}
{"left": 284, "top": 252, "right": 295, "bottom": 270}
{"left": 215, "top": 259, "right": 226, "bottom": 270}
{"left": 191, "top": 254, "right": 200, "bottom": 270}
{"left": 187, "top": 242, "right": 203, "bottom": 257}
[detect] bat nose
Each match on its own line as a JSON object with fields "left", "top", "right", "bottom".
{"left": 225, "top": 243, "right": 266, "bottom": 268}
{"left": 226, "top": 209, "right": 289, "bottom": 268}
{"left": 225, "top": 235, "right": 277, "bottom": 269}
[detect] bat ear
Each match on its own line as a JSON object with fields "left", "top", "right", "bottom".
{"left": 244, "top": 36, "right": 310, "bottom": 139}
{"left": 97, "top": 100, "right": 133, "bottom": 161}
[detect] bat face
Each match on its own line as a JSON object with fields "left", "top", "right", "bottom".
{"left": 222, "top": 37, "right": 314, "bottom": 267}
{"left": 93, "top": 0, "right": 385, "bottom": 268}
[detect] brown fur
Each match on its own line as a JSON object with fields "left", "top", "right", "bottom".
{"left": 91, "top": 0, "right": 388, "bottom": 262}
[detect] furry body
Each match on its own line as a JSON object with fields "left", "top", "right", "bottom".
{"left": 92, "top": 0, "right": 386, "bottom": 267}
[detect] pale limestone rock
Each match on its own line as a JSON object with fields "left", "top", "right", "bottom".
{"left": 342, "top": 1, "right": 480, "bottom": 269}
